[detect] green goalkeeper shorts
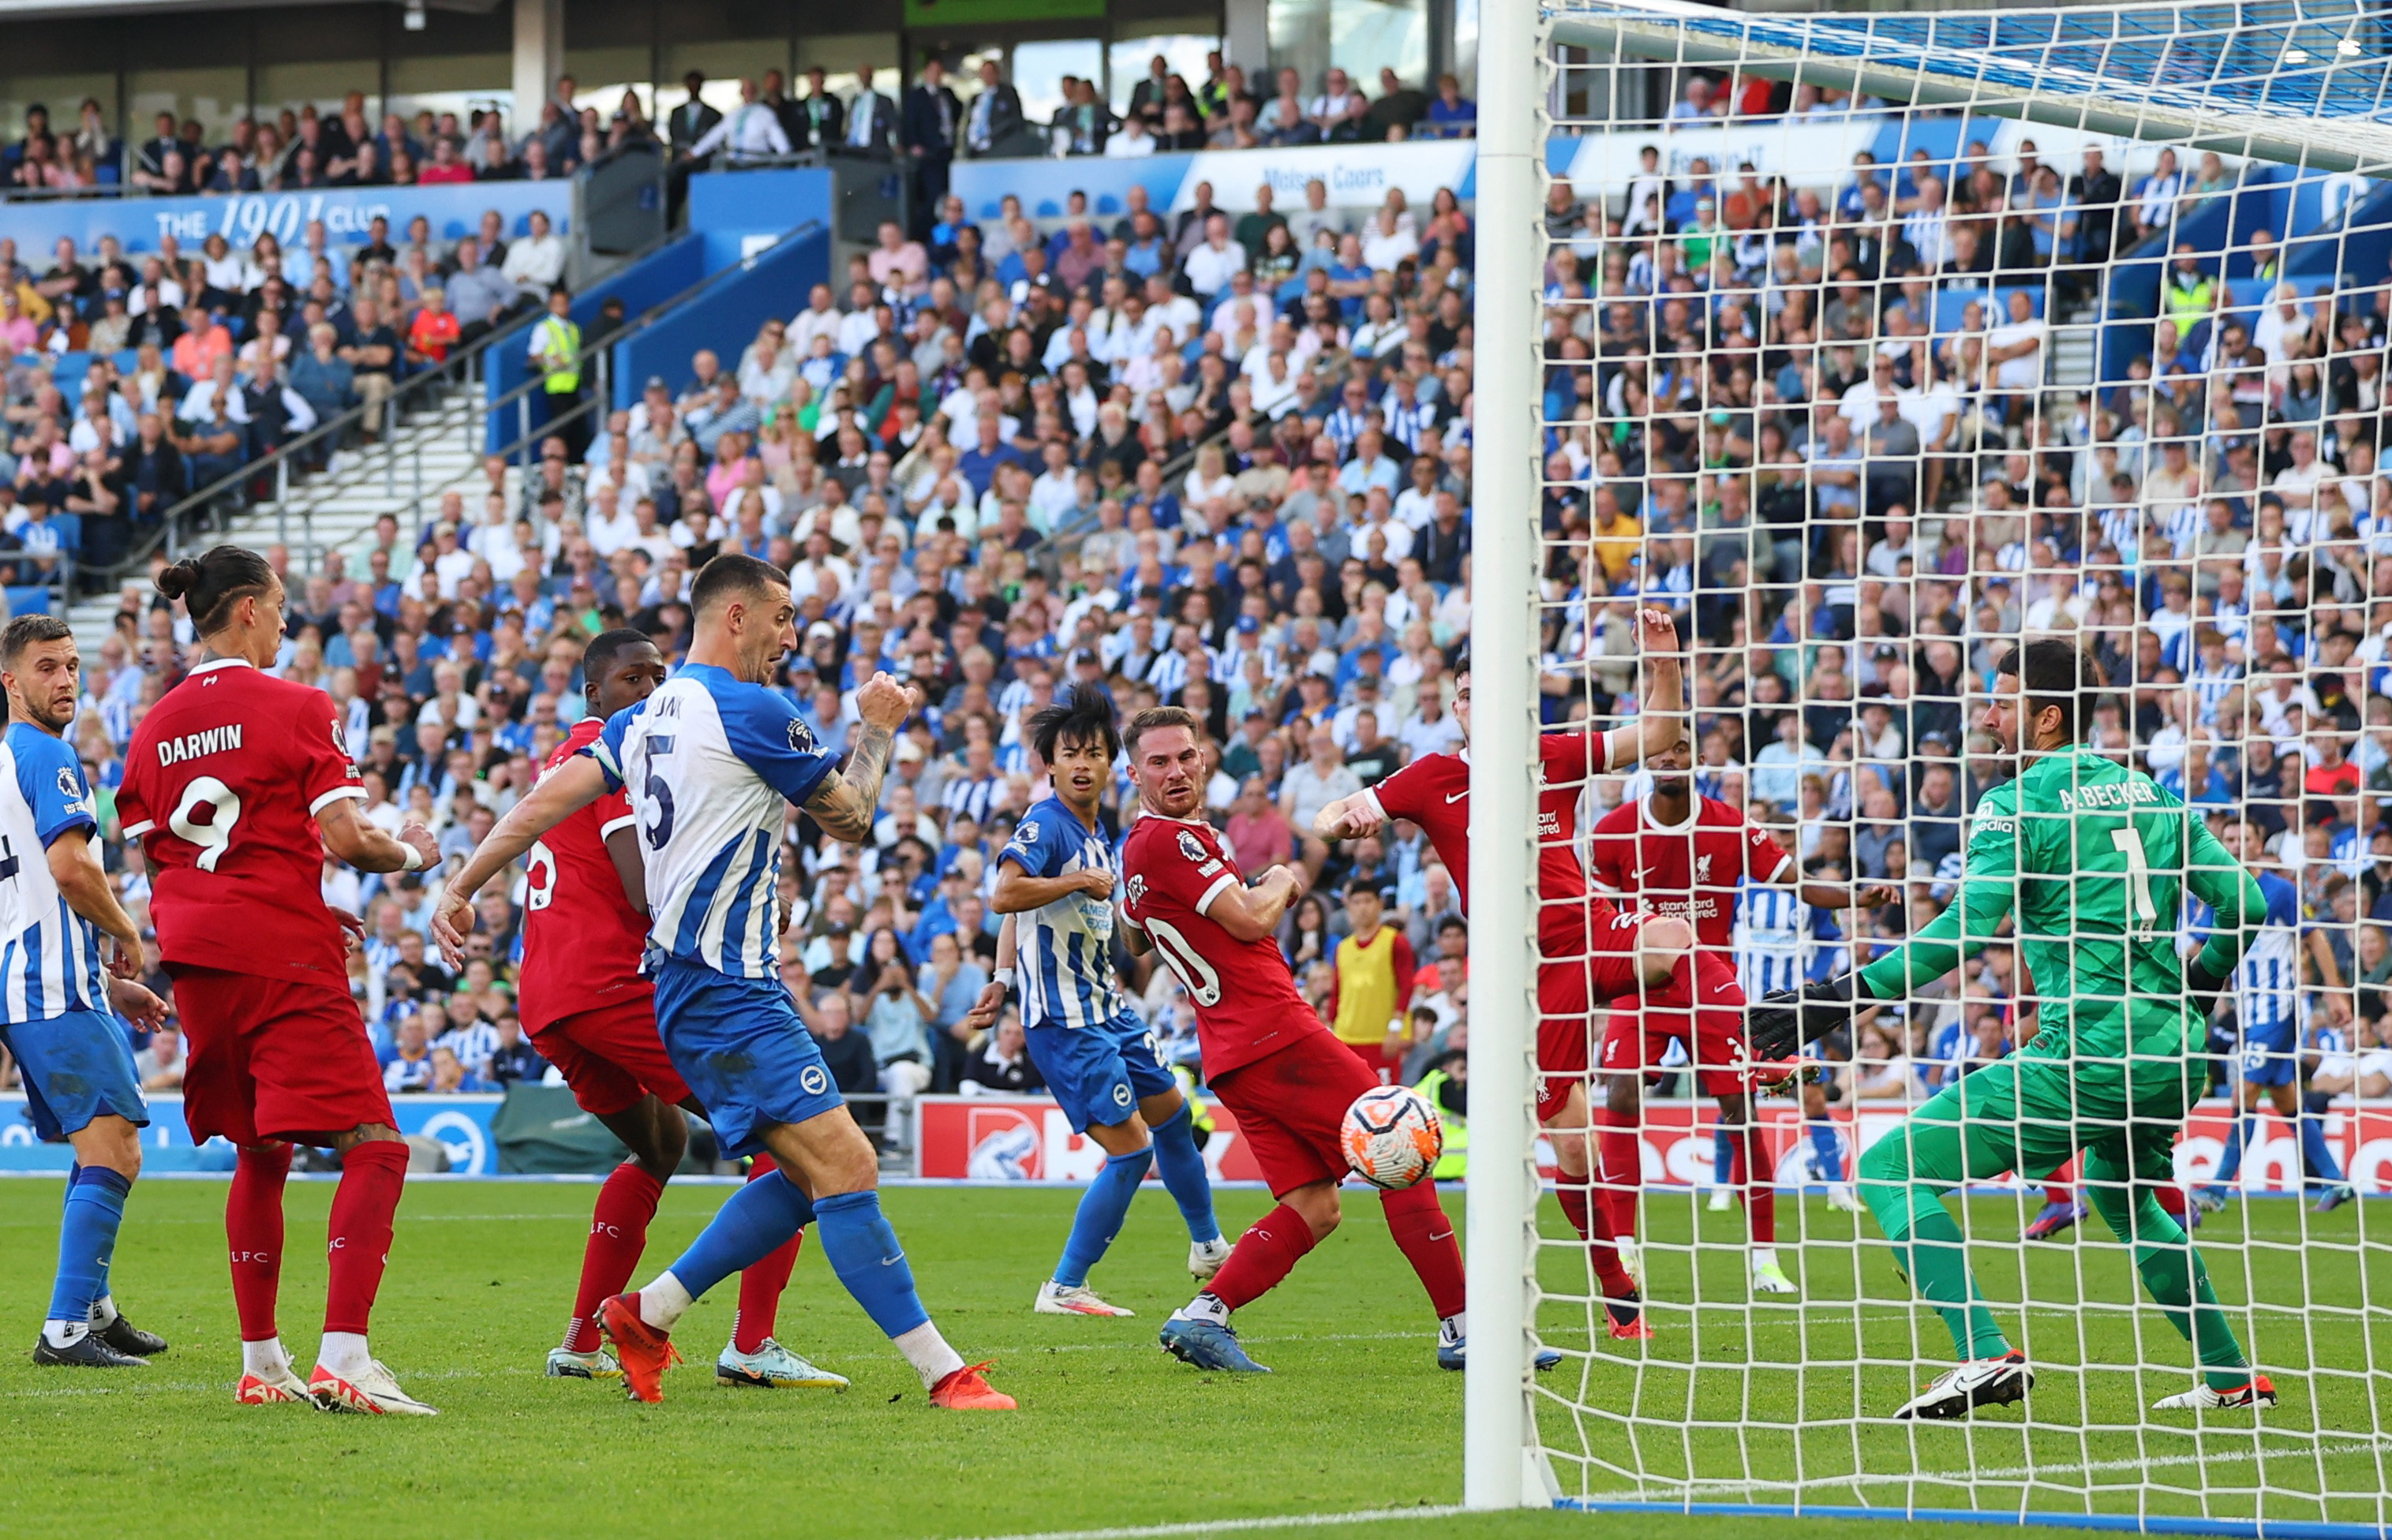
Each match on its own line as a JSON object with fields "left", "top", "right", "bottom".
{"left": 1894, "top": 1048, "right": 2203, "bottom": 1186}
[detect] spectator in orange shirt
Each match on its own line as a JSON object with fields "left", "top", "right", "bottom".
{"left": 407, "top": 287, "right": 462, "bottom": 365}
{"left": 170, "top": 303, "right": 233, "bottom": 379}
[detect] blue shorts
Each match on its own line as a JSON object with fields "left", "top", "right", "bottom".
{"left": 650, "top": 959, "right": 845, "bottom": 1159}
{"left": 2236, "top": 1015, "right": 2300, "bottom": 1087}
{"left": 2, "top": 1009, "right": 148, "bottom": 1142}
{"left": 1027, "top": 1011, "right": 1175, "bottom": 1134}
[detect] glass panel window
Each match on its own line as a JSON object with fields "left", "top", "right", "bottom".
{"left": 1010, "top": 38, "right": 1103, "bottom": 128}
{"left": 1106, "top": 29, "right": 1218, "bottom": 117}
{"left": 1269, "top": 0, "right": 1426, "bottom": 107}
{"left": 567, "top": 47, "right": 657, "bottom": 129}
{"left": 126, "top": 68, "right": 250, "bottom": 152}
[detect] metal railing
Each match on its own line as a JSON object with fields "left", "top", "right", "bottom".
{"left": 492, "top": 216, "right": 829, "bottom": 468}
{"left": 113, "top": 215, "right": 828, "bottom": 585}
{"left": 130, "top": 312, "right": 541, "bottom": 579}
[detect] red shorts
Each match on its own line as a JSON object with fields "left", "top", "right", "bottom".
{"left": 530, "top": 992, "right": 690, "bottom": 1118}
{"left": 170, "top": 965, "right": 394, "bottom": 1146}
{"left": 1598, "top": 950, "right": 1754, "bottom": 1097}
{"left": 1332, "top": 1035, "right": 1402, "bottom": 1085}
{"left": 1534, "top": 906, "right": 1662, "bottom": 1119}
{"left": 1211, "top": 1031, "right": 1385, "bottom": 1198}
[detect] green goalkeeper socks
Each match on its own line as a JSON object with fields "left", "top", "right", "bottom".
{"left": 1868, "top": 1192, "right": 2013, "bottom": 1362}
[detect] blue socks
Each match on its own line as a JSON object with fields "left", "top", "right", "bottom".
{"left": 49, "top": 1166, "right": 130, "bottom": 1326}
{"left": 1054, "top": 1146, "right": 1155, "bottom": 1288}
{"left": 1808, "top": 1118, "right": 1844, "bottom": 1183}
{"left": 667, "top": 1168, "right": 815, "bottom": 1299}
{"left": 2211, "top": 1115, "right": 2257, "bottom": 1187}
{"left": 1149, "top": 1103, "right": 1221, "bottom": 1245}
{"left": 1713, "top": 1126, "right": 1734, "bottom": 1187}
{"left": 2297, "top": 1114, "right": 2346, "bottom": 1188}
{"left": 2209, "top": 1112, "right": 2346, "bottom": 1191}
{"left": 815, "top": 1190, "right": 930, "bottom": 1340}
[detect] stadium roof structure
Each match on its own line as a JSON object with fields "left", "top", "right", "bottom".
{"left": 1547, "top": 0, "right": 2392, "bottom": 176}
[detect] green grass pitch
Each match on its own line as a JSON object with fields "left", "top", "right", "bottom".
{"left": 0, "top": 1176, "right": 2382, "bottom": 1539}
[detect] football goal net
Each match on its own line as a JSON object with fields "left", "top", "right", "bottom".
{"left": 1462, "top": 1, "right": 2392, "bottom": 1532}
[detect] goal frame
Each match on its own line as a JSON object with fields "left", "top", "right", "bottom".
{"left": 1462, "top": 0, "right": 2392, "bottom": 1525}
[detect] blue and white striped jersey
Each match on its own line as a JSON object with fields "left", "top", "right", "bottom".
{"left": 2235, "top": 871, "right": 2304, "bottom": 1041}
{"left": 586, "top": 663, "right": 838, "bottom": 980}
{"left": 0, "top": 722, "right": 108, "bottom": 1020}
{"left": 998, "top": 795, "right": 1131, "bottom": 1030}
{"left": 1732, "top": 880, "right": 1808, "bottom": 999}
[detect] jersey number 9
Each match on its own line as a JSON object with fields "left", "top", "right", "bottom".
{"left": 170, "top": 776, "right": 244, "bottom": 873}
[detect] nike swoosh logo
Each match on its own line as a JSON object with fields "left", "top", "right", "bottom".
{"left": 881, "top": 1254, "right": 904, "bottom": 1266}
{"left": 1715, "top": 981, "right": 1735, "bottom": 993}
{"left": 1443, "top": 791, "right": 1468, "bottom": 804}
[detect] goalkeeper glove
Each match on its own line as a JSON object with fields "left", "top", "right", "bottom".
{"left": 2184, "top": 955, "right": 2229, "bottom": 1015}
{"left": 1749, "top": 974, "right": 1859, "bottom": 1061}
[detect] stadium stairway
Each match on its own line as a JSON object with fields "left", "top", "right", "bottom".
{"left": 66, "top": 374, "right": 489, "bottom": 653}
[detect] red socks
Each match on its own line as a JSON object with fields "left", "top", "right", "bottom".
{"left": 1381, "top": 1183, "right": 1468, "bottom": 1319}
{"left": 1557, "top": 1182, "right": 1637, "bottom": 1299}
{"left": 1596, "top": 1110, "right": 1644, "bottom": 1242}
{"left": 1728, "top": 1125, "right": 1776, "bottom": 1244}
{"left": 226, "top": 1144, "right": 293, "bottom": 1342}
{"left": 323, "top": 1141, "right": 409, "bottom": 1337}
{"left": 569, "top": 1161, "right": 666, "bottom": 1353}
{"left": 1203, "top": 1202, "right": 1320, "bottom": 1310}
{"left": 733, "top": 1161, "right": 802, "bottom": 1354}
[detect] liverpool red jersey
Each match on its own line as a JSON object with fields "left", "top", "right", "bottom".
{"left": 1120, "top": 813, "right": 1323, "bottom": 1078}
{"left": 1364, "top": 730, "right": 1617, "bottom": 951}
{"left": 518, "top": 717, "right": 652, "bottom": 1035}
{"left": 118, "top": 659, "right": 365, "bottom": 983}
{"left": 1587, "top": 794, "right": 1790, "bottom": 950}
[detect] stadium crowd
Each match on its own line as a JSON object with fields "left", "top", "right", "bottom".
{"left": 4, "top": 67, "right": 2392, "bottom": 1161}
{"left": 0, "top": 199, "right": 570, "bottom": 584}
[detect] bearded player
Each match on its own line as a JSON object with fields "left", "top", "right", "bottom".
{"left": 1589, "top": 727, "right": 1893, "bottom": 1298}
{"left": 0, "top": 615, "right": 174, "bottom": 1369}
{"left": 1750, "top": 637, "right": 2275, "bottom": 1418}
{"left": 1121, "top": 706, "right": 1526, "bottom": 1375}
{"left": 118, "top": 546, "right": 442, "bottom": 1415}
{"left": 524, "top": 629, "right": 843, "bottom": 1392}
{"left": 1310, "top": 608, "right": 1690, "bottom": 1340}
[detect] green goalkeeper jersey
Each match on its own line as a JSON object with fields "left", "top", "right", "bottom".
{"left": 1857, "top": 744, "right": 2264, "bottom": 1071}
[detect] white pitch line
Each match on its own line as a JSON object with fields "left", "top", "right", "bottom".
{"left": 948, "top": 1505, "right": 1469, "bottom": 1540}
{"left": 1593, "top": 1436, "right": 2392, "bottom": 1501}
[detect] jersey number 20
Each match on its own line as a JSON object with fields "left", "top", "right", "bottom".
{"left": 1141, "top": 915, "right": 1222, "bottom": 1006}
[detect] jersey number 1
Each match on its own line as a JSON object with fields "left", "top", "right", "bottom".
{"left": 2109, "top": 827, "right": 2158, "bottom": 942}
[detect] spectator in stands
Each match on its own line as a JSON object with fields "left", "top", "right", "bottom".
{"left": 964, "top": 59, "right": 1026, "bottom": 158}
{"left": 688, "top": 77, "right": 793, "bottom": 167}
{"left": 844, "top": 66, "right": 899, "bottom": 155}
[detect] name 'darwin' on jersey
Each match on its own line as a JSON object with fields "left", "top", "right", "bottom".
{"left": 155, "top": 724, "right": 245, "bottom": 765}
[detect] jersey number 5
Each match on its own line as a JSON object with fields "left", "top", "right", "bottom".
{"left": 639, "top": 734, "right": 676, "bottom": 851}
{"left": 169, "top": 776, "right": 243, "bottom": 873}
{"left": 2109, "top": 827, "right": 2158, "bottom": 942}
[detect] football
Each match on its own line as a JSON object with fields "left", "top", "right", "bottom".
{"left": 1339, "top": 1085, "right": 1444, "bottom": 1190}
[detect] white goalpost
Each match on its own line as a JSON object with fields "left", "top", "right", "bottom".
{"left": 1467, "top": 0, "right": 2392, "bottom": 1528}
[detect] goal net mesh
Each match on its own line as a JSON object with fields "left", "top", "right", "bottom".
{"left": 1518, "top": 2, "right": 2392, "bottom": 1530}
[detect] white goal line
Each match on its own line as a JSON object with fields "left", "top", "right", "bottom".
{"left": 1576, "top": 1435, "right": 2392, "bottom": 1501}
{"left": 953, "top": 1506, "right": 1469, "bottom": 1540}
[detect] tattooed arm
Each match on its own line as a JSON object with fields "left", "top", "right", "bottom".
{"left": 802, "top": 671, "right": 912, "bottom": 843}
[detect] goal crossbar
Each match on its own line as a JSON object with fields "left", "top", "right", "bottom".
{"left": 1548, "top": 0, "right": 2392, "bottom": 175}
